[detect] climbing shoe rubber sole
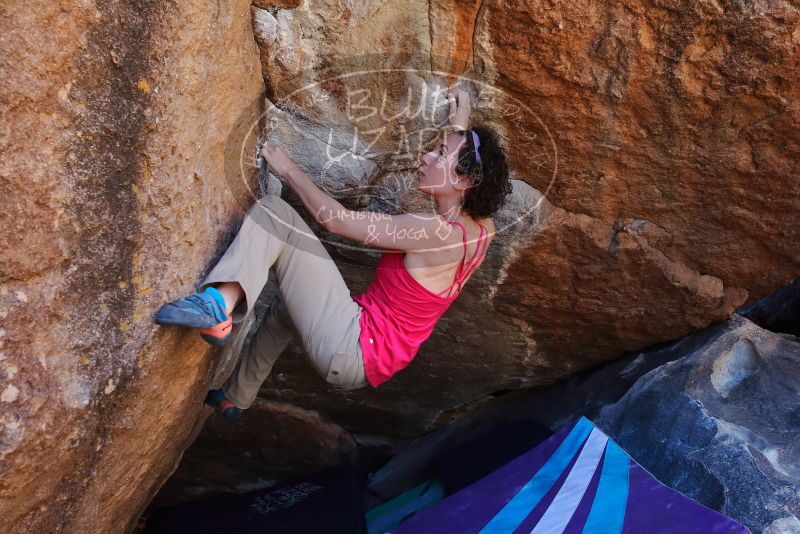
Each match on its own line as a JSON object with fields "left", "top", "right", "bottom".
{"left": 199, "top": 317, "right": 233, "bottom": 346}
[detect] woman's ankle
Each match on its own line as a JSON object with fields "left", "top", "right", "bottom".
{"left": 207, "top": 282, "right": 244, "bottom": 315}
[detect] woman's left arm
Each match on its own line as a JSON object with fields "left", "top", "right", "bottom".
{"left": 262, "top": 144, "right": 458, "bottom": 253}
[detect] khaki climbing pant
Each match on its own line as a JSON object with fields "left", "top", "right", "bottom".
{"left": 199, "top": 195, "right": 369, "bottom": 409}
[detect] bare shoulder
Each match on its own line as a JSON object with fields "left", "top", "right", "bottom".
{"left": 479, "top": 216, "right": 496, "bottom": 244}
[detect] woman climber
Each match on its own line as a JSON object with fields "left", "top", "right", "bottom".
{"left": 154, "top": 90, "right": 511, "bottom": 419}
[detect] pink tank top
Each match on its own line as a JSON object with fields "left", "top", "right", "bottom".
{"left": 352, "top": 221, "right": 489, "bottom": 387}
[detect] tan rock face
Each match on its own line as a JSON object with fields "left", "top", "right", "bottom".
{"left": 0, "top": 0, "right": 263, "bottom": 531}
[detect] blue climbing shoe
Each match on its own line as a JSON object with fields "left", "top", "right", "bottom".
{"left": 204, "top": 389, "right": 243, "bottom": 421}
{"left": 154, "top": 288, "right": 232, "bottom": 346}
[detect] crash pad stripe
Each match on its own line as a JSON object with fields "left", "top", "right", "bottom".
{"left": 580, "top": 440, "right": 629, "bottom": 534}
{"left": 478, "top": 417, "right": 594, "bottom": 534}
{"left": 529, "top": 427, "right": 608, "bottom": 534}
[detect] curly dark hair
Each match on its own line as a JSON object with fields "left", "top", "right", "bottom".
{"left": 454, "top": 125, "right": 511, "bottom": 219}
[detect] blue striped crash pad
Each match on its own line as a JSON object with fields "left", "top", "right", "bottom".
{"left": 390, "top": 417, "right": 750, "bottom": 534}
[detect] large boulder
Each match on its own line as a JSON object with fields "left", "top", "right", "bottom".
{"left": 0, "top": 0, "right": 264, "bottom": 531}
{"left": 152, "top": 0, "right": 799, "bottom": 505}
{"left": 595, "top": 315, "right": 800, "bottom": 533}
{"left": 238, "top": 0, "right": 799, "bottom": 440}
{"left": 3, "top": 0, "right": 799, "bottom": 527}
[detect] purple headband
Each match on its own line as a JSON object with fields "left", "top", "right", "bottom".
{"left": 470, "top": 130, "right": 482, "bottom": 164}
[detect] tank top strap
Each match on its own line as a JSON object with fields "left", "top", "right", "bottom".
{"left": 436, "top": 221, "right": 487, "bottom": 298}
{"left": 434, "top": 221, "right": 468, "bottom": 298}
{"left": 452, "top": 224, "right": 489, "bottom": 293}
{"left": 461, "top": 224, "right": 489, "bottom": 276}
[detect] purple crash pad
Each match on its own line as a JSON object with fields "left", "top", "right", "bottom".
{"left": 392, "top": 417, "right": 749, "bottom": 534}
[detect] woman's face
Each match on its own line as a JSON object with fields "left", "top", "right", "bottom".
{"left": 417, "top": 132, "right": 467, "bottom": 196}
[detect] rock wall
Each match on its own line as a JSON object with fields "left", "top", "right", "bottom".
{"left": 3, "top": 0, "right": 799, "bottom": 528}
{"left": 485, "top": 0, "right": 800, "bottom": 365}
{"left": 239, "top": 0, "right": 799, "bottom": 439}
{"left": 0, "top": 1, "right": 264, "bottom": 531}
{"left": 596, "top": 314, "right": 800, "bottom": 533}
{"left": 153, "top": 0, "right": 798, "bottom": 506}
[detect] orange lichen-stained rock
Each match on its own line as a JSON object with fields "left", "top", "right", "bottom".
{"left": 0, "top": 0, "right": 263, "bottom": 531}
{"left": 481, "top": 0, "right": 799, "bottom": 370}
